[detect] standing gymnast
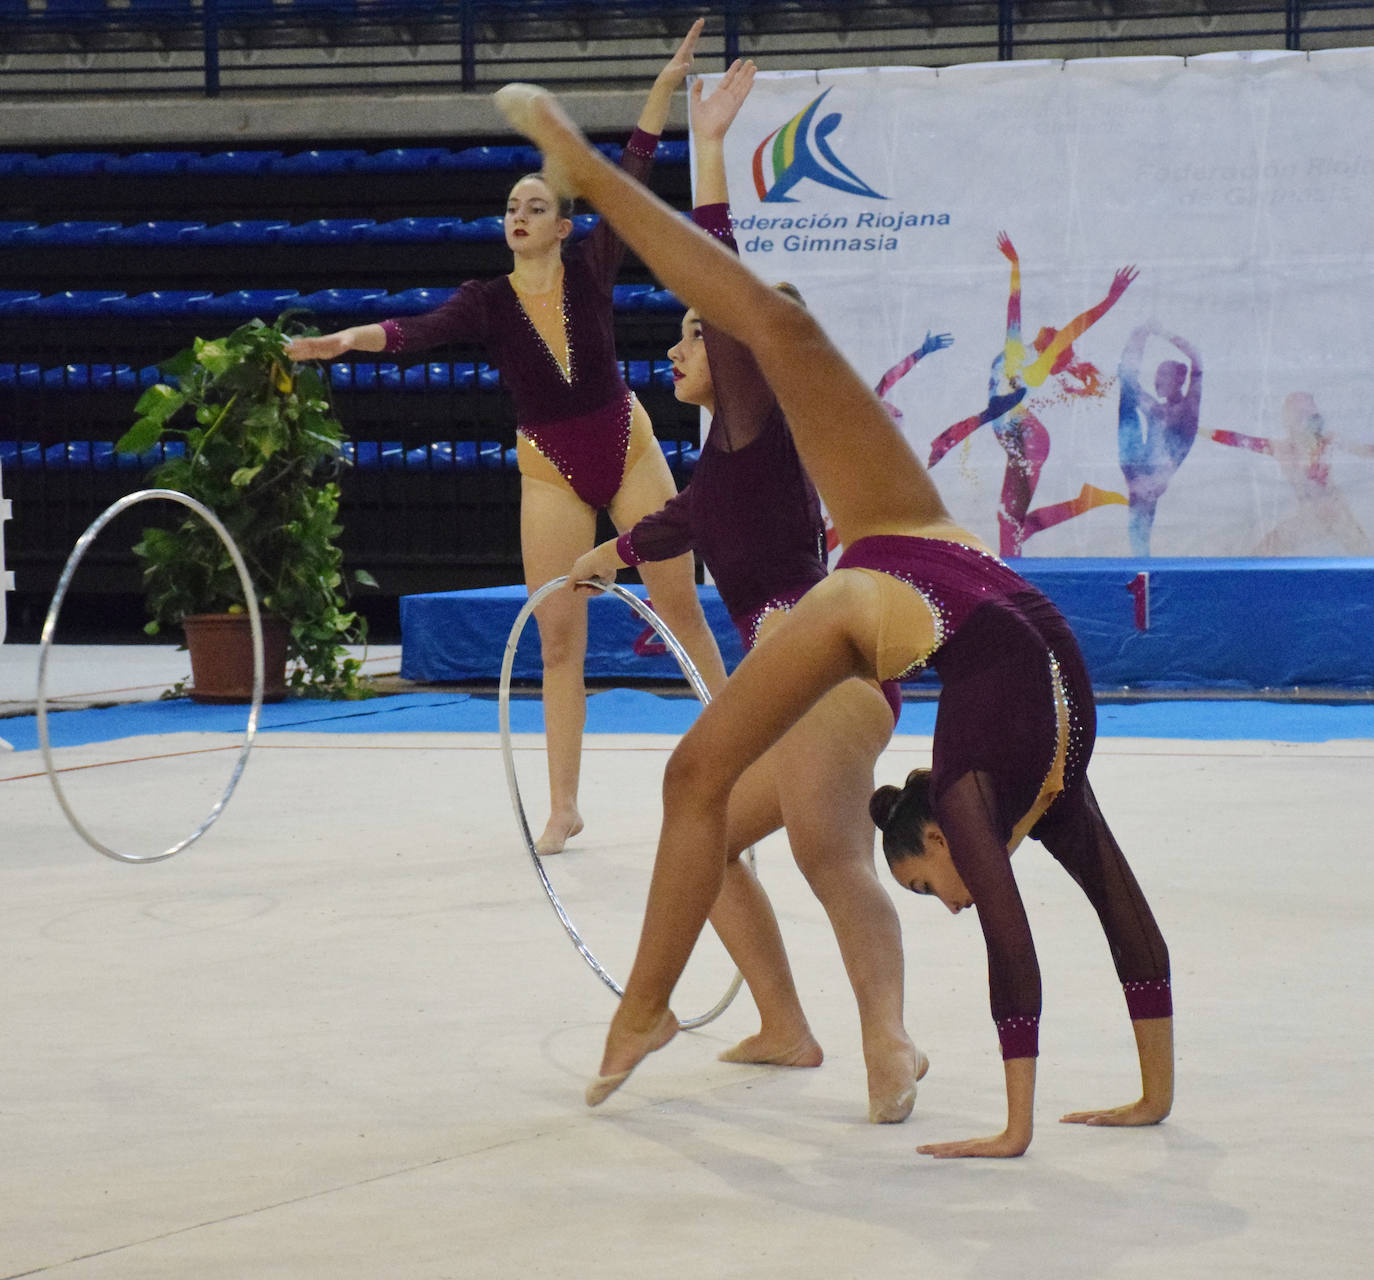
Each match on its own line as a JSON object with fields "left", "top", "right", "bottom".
{"left": 568, "top": 60, "right": 923, "bottom": 1122}
{"left": 494, "top": 80, "right": 1173, "bottom": 1158}
{"left": 286, "top": 21, "right": 726, "bottom": 855}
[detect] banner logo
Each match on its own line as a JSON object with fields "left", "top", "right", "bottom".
{"left": 752, "top": 89, "right": 885, "bottom": 204}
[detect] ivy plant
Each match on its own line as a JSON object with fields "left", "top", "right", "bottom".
{"left": 116, "top": 315, "right": 376, "bottom": 698}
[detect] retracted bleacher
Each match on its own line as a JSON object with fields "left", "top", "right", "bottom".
{"left": 0, "top": 139, "right": 697, "bottom": 638}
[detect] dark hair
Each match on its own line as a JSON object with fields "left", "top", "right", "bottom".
{"left": 774, "top": 280, "right": 807, "bottom": 309}
{"left": 869, "top": 769, "right": 935, "bottom": 869}
{"left": 510, "top": 173, "right": 576, "bottom": 220}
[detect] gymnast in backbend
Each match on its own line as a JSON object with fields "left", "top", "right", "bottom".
{"left": 287, "top": 21, "right": 725, "bottom": 856}
{"left": 568, "top": 60, "right": 922, "bottom": 1123}
{"left": 494, "top": 79, "right": 1172, "bottom": 1157}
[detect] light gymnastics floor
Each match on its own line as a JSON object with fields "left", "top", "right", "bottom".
{"left": 1, "top": 644, "right": 1371, "bottom": 1279}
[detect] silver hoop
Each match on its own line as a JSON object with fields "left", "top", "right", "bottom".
{"left": 36, "top": 488, "right": 264, "bottom": 864}
{"left": 500, "top": 575, "right": 747, "bottom": 1030}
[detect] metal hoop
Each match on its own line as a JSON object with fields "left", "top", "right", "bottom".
{"left": 499, "top": 576, "right": 747, "bottom": 1030}
{"left": 36, "top": 488, "right": 265, "bottom": 864}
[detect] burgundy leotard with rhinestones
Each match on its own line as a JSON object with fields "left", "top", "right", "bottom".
{"left": 376, "top": 129, "right": 658, "bottom": 510}
{"left": 837, "top": 535, "right": 1171, "bottom": 1058}
{"left": 617, "top": 205, "right": 826, "bottom": 640}
{"left": 614, "top": 207, "right": 900, "bottom": 723}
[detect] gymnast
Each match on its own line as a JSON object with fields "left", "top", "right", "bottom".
{"left": 493, "top": 79, "right": 1174, "bottom": 1157}
{"left": 286, "top": 21, "right": 726, "bottom": 855}
{"left": 567, "top": 60, "right": 923, "bottom": 1122}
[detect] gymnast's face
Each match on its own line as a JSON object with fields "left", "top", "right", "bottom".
{"left": 504, "top": 177, "right": 572, "bottom": 255}
{"left": 668, "top": 308, "right": 714, "bottom": 411}
{"left": 887, "top": 825, "right": 974, "bottom": 915}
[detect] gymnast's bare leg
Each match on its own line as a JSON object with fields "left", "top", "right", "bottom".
{"left": 494, "top": 85, "right": 951, "bottom": 1101}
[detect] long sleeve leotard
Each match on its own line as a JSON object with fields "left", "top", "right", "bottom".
{"left": 837, "top": 535, "right": 1172, "bottom": 1058}
{"left": 376, "top": 129, "right": 660, "bottom": 510}
{"left": 615, "top": 204, "right": 828, "bottom": 651}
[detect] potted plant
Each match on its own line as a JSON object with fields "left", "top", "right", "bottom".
{"left": 115, "top": 314, "right": 375, "bottom": 701}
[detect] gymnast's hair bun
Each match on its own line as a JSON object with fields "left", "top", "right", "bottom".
{"left": 869, "top": 784, "right": 903, "bottom": 829}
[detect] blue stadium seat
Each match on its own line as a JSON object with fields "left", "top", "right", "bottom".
{"left": 113, "top": 291, "right": 217, "bottom": 319}
{"left": 278, "top": 218, "right": 376, "bottom": 244}
{"left": 612, "top": 283, "right": 654, "bottom": 310}
{"left": 642, "top": 289, "right": 684, "bottom": 313}
{"left": 0, "top": 294, "right": 40, "bottom": 318}
{"left": 0, "top": 222, "right": 38, "bottom": 245}
{"left": 21, "top": 152, "right": 111, "bottom": 176}
{"left": 189, "top": 289, "right": 301, "bottom": 320}
{"left": 0, "top": 154, "right": 38, "bottom": 177}
{"left": 354, "top": 148, "right": 452, "bottom": 174}
{"left": 186, "top": 150, "right": 283, "bottom": 175}
{"left": 442, "top": 145, "right": 539, "bottom": 172}
{"left": 448, "top": 216, "right": 506, "bottom": 243}
{"left": 27, "top": 221, "right": 119, "bottom": 245}
{"left": 192, "top": 219, "right": 291, "bottom": 245}
{"left": 111, "top": 220, "right": 208, "bottom": 245}
{"left": 41, "top": 0, "right": 111, "bottom": 25}
{"left": 624, "top": 360, "right": 675, "bottom": 389}
{"left": 108, "top": 150, "right": 201, "bottom": 175}
{"left": 362, "top": 217, "right": 464, "bottom": 243}
{"left": 658, "top": 441, "right": 700, "bottom": 473}
{"left": 655, "top": 140, "right": 689, "bottom": 164}
{"left": 295, "top": 287, "right": 391, "bottom": 316}
{"left": 33, "top": 290, "right": 128, "bottom": 316}
{"left": 0, "top": 442, "right": 43, "bottom": 470}
{"left": 384, "top": 287, "right": 455, "bottom": 315}
{"left": 270, "top": 149, "right": 370, "bottom": 175}
{"left": 328, "top": 363, "right": 403, "bottom": 392}
{"left": 36, "top": 364, "right": 158, "bottom": 393}
{"left": 345, "top": 441, "right": 407, "bottom": 470}
{"left": 419, "top": 441, "right": 509, "bottom": 470}
{"left": 0, "top": 364, "right": 41, "bottom": 389}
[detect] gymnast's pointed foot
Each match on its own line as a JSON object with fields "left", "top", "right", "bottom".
{"left": 586, "top": 1007, "right": 679, "bottom": 1106}
{"left": 535, "top": 808, "right": 584, "bottom": 856}
{"left": 867, "top": 1042, "right": 929, "bottom": 1125}
{"left": 494, "top": 83, "right": 585, "bottom": 198}
{"left": 717, "top": 1030, "right": 823, "bottom": 1068}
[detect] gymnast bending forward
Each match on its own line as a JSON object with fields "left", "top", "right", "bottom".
{"left": 493, "top": 81, "right": 1173, "bottom": 1157}
{"left": 567, "top": 61, "right": 923, "bottom": 1122}
{"left": 287, "top": 21, "right": 725, "bottom": 856}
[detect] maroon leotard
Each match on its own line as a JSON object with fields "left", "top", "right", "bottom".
{"left": 378, "top": 129, "right": 658, "bottom": 510}
{"left": 837, "top": 534, "right": 1171, "bottom": 1058}
{"left": 616, "top": 204, "right": 899, "bottom": 722}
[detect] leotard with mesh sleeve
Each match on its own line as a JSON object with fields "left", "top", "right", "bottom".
{"left": 837, "top": 534, "right": 1171, "bottom": 1058}
{"left": 616, "top": 203, "right": 827, "bottom": 649}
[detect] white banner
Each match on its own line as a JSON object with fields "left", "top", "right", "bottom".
{"left": 696, "top": 50, "right": 1374, "bottom": 559}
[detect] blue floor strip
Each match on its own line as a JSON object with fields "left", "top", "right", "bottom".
{"left": 4, "top": 689, "right": 1373, "bottom": 751}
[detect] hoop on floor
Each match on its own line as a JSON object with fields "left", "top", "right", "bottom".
{"left": 499, "top": 575, "right": 748, "bottom": 1030}
{"left": 37, "top": 489, "right": 265, "bottom": 865}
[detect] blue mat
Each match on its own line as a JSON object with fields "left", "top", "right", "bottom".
{"left": 402, "top": 564, "right": 1374, "bottom": 691}
{"left": 4, "top": 689, "right": 1373, "bottom": 752}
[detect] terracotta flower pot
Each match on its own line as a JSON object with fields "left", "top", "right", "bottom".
{"left": 183, "top": 612, "right": 289, "bottom": 704}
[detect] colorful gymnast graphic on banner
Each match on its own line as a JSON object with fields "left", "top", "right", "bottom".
{"left": 697, "top": 52, "right": 1374, "bottom": 557}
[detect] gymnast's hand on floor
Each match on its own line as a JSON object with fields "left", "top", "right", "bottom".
{"left": 1060, "top": 1096, "right": 1171, "bottom": 1127}
{"left": 916, "top": 1128, "right": 1031, "bottom": 1159}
